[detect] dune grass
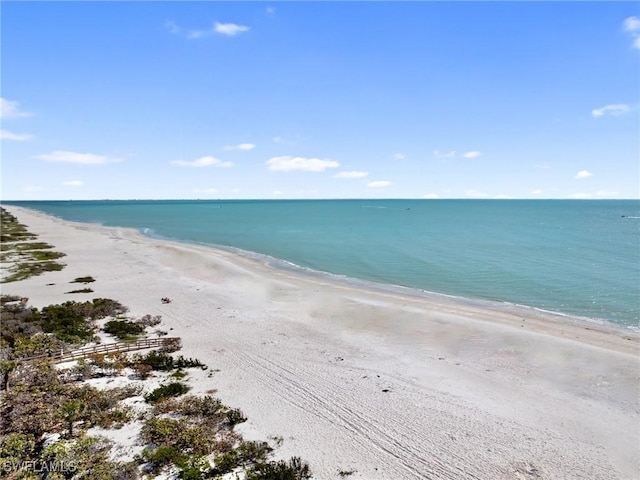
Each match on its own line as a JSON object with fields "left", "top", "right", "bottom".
{"left": 0, "top": 207, "right": 66, "bottom": 283}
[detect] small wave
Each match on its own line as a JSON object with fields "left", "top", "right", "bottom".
{"left": 361, "top": 205, "right": 388, "bottom": 209}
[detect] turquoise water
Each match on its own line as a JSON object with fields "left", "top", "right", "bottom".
{"left": 5, "top": 200, "right": 639, "bottom": 327}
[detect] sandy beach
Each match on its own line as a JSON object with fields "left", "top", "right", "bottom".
{"left": 1, "top": 204, "right": 638, "bottom": 480}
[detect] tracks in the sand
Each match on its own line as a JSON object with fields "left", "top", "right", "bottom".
{"left": 231, "top": 349, "right": 485, "bottom": 480}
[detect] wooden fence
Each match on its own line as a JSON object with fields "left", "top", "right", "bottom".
{"left": 20, "top": 337, "right": 181, "bottom": 364}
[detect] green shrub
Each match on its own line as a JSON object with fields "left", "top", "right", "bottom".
{"left": 133, "top": 350, "right": 175, "bottom": 371}
{"left": 246, "top": 457, "right": 312, "bottom": 480}
{"left": 132, "top": 351, "right": 205, "bottom": 372}
{"left": 174, "top": 356, "right": 206, "bottom": 369}
{"left": 41, "top": 302, "right": 94, "bottom": 343}
{"left": 145, "top": 382, "right": 190, "bottom": 403}
{"left": 226, "top": 407, "right": 247, "bottom": 427}
{"left": 3, "top": 261, "right": 65, "bottom": 283}
{"left": 71, "top": 276, "right": 96, "bottom": 283}
{"left": 142, "top": 445, "right": 188, "bottom": 474}
{"left": 66, "top": 288, "right": 94, "bottom": 294}
{"left": 0, "top": 433, "right": 36, "bottom": 475}
{"left": 90, "top": 298, "right": 128, "bottom": 319}
{"left": 104, "top": 320, "right": 144, "bottom": 340}
{"left": 31, "top": 250, "right": 66, "bottom": 261}
{"left": 140, "top": 417, "right": 183, "bottom": 446}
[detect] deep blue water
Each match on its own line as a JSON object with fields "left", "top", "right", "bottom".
{"left": 5, "top": 199, "right": 639, "bottom": 327}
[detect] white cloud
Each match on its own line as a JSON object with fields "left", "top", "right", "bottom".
{"left": 171, "top": 156, "right": 233, "bottom": 168}
{"left": 465, "top": 189, "right": 488, "bottom": 198}
{"left": 591, "top": 104, "right": 630, "bottom": 118}
{"left": 194, "top": 188, "right": 218, "bottom": 194}
{"left": 0, "top": 129, "right": 32, "bottom": 141}
{"left": 24, "top": 186, "right": 43, "bottom": 193}
{"left": 463, "top": 151, "right": 482, "bottom": 159}
{"left": 367, "top": 180, "right": 391, "bottom": 188}
{"left": 624, "top": 16, "right": 640, "bottom": 31}
{"left": 273, "top": 190, "right": 283, "bottom": 196}
{"left": 393, "top": 153, "right": 406, "bottom": 160}
{"left": 266, "top": 156, "right": 339, "bottom": 172}
{"left": 266, "top": 6, "right": 276, "bottom": 15}
{"left": 423, "top": 193, "right": 440, "bottom": 199}
{"left": 595, "top": 190, "right": 619, "bottom": 197}
{"left": 623, "top": 17, "right": 640, "bottom": 49}
{"left": 35, "top": 151, "right": 121, "bottom": 165}
{"left": 334, "top": 171, "right": 369, "bottom": 179}
{"left": 165, "top": 20, "right": 181, "bottom": 34}
{"left": 186, "top": 29, "right": 210, "bottom": 39}
{"left": 434, "top": 150, "right": 456, "bottom": 159}
{"left": 534, "top": 163, "right": 552, "bottom": 169}
{"left": 272, "top": 136, "right": 283, "bottom": 143}
{"left": 223, "top": 143, "right": 255, "bottom": 151}
{"left": 214, "top": 22, "right": 250, "bottom": 36}
{"left": 574, "top": 170, "right": 593, "bottom": 179}
{"left": 62, "top": 180, "right": 84, "bottom": 187}
{"left": 177, "top": 21, "right": 249, "bottom": 39}
{"left": 0, "top": 98, "right": 31, "bottom": 119}
{"left": 532, "top": 189, "right": 543, "bottom": 195}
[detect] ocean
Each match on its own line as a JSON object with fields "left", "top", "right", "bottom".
{"left": 5, "top": 199, "right": 639, "bottom": 328}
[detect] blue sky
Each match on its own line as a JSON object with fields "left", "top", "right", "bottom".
{"left": 1, "top": 1, "right": 639, "bottom": 200}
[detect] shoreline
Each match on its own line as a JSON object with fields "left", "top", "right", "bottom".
{"left": 2, "top": 204, "right": 639, "bottom": 479}
{"left": 5, "top": 200, "right": 638, "bottom": 329}
{"left": 9, "top": 203, "right": 638, "bottom": 335}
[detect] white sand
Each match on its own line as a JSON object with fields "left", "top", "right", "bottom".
{"left": 2, "top": 205, "right": 639, "bottom": 480}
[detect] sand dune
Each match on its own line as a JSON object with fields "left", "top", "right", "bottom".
{"left": 2, "top": 205, "right": 638, "bottom": 480}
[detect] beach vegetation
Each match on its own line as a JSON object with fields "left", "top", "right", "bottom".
{"left": 138, "top": 313, "right": 162, "bottom": 326}
{"left": 66, "top": 288, "right": 94, "bottom": 294}
{"left": 0, "top": 208, "right": 66, "bottom": 282}
{"left": 141, "top": 445, "right": 189, "bottom": 474}
{"left": 338, "top": 469, "right": 356, "bottom": 477}
{"left": 1, "top": 296, "right": 129, "bottom": 350}
{"left": 144, "top": 382, "right": 191, "bottom": 403}
{"left": 1, "top": 294, "right": 312, "bottom": 479}
{"left": 71, "top": 275, "right": 96, "bottom": 283}
{"left": 3, "top": 261, "right": 65, "bottom": 283}
{"left": 246, "top": 457, "right": 312, "bottom": 480}
{"left": 131, "top": 350, "right": 205, "bottom": 371}
{"left": 103, "top": 319, "right": 145, "bottom": 340}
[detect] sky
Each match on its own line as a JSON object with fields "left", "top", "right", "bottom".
{"left": 1, "top": 1, "right": 639, "bottom": 200}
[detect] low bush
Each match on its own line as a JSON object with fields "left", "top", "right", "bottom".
{"left": 131, "top": 351, "right": 205, "bottom": 372}
{"left": 132, "top": 350, "right": 175, "bottom": 371}
{"left": 71, "top": 276, "right": 96, "bottom": 283}
{"left": 41, "top": 303, "right": 94, "bottom": 343}
{"left": 144, "top": 382, "right": 190, "bottom": 403}
{"left": 142, "top": 445, "right": 189, "bottom": 475}
{"left": 138, "top": 314, "right": 162, "bottom": 327}
{"left": 226, "top": 408, "right": 247, "bottom": 427}
{"left": 246, "top": 457, "right": 312, "bottom": 480}
{"left": 66, "top": 288, "right": 94, "bottom": 294}
{"left": 104, "top": 320, "right": 145, "bottom": 340}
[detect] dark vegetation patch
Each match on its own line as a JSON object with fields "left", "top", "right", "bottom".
{"left": 66, "top": 288, "right": 94, "bottom": 294}
{"left": 132, "top": 350, "right": 205, "bottom": 371}
{"left": 144, "top": 382, "right": 191, "bottom": 403}
{"left": 103, "top": 319, "right": 145, "bottom": 340}
{"left": 1, "top": 293, "right": 312, "bottom": 479}
{"left": 71, "top": 276, "right": 96, "bottom": 284}
{"left": 0, "top": 207, "right": 66, "bottom": 283}
{"left": 1, "top": 297, "right": 128, "bottom": 349}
